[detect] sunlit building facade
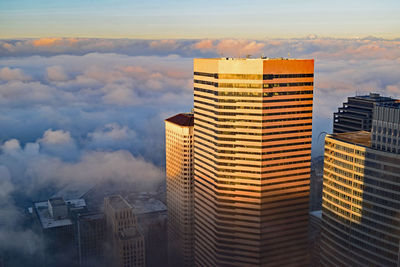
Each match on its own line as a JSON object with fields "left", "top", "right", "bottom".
{"left": 193, "top": 58, "right": 314, "bottom": 266}
{"left": 321, "top": 131, "right": 400, "bottom": 266}
{"left": 165, "top": 113, "right": 194, "bottom": 267}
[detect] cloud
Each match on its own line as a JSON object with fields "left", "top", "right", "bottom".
{"left": 0, "top": 37, "right": 399, "bottom": 262}
{"left": 0, "top": 165, "right": 44, "bottom": 255}
{"left": 1, "top": 139, "right": 21, "bottom": 154}
{"left": 46, "top": 65, "right": 69, "bottom": 82}
{"left": 87, "top": 123, "right": 136, "bottom": 150}
{"left": 39, "top": 129, "right": 73, "bottom": 145}
{"left": 0, "top": 67, "right": 31, "bottom": 82}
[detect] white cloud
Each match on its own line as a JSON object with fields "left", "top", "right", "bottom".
{"left": 39, "top": 129, "right": 73, "bottom": 145}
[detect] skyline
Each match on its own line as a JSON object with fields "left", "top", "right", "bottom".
{"left": 1, "top": 2, "right": 400, "bottom": 265}
{"left": 1, "top": 0, "right": 400, "bottom": 39}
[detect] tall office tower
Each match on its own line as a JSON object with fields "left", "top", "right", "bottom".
{"left": 309, "top": 210, "right": 322, "bottom": 267}
{"left": 104, "top": 195, "right": 145, "bottom": 267}
{"left": 77, "top": 212, "right": 106, "bottom": 267}
{"left": 193, "top": 58, "right": 314, "bottom": 266}
{"left": 333, "top": 93, "right": 396, "bottom": 134}
{"left": 372, "top": 103, "right": 400, "bottom": 153}
{"left": 165, "top": 113, "right": 194, "bottom": 267}
{"left": 320, "top": 130, "right": 400, "bottom": 266}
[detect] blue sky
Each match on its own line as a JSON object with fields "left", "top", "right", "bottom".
{"left": 1, "top": 0, "right": 399, "bottom": 38}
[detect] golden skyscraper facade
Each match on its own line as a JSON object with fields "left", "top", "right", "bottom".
{"left": 165, "top": 113, "right": 194, "bottom": 266}
{"left": 193, "top": 58, "right": 314, "bottom": 266}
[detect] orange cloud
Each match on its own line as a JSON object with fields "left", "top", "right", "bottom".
{"left": 193, "top": 39, "right": 214, "bottom": 51}
{"left": 32, "top": 38, "right": 79, "bottom": 47}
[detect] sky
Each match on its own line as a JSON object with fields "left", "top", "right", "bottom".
{"left": 1, "top": 0, "right": 400, "bottom": 39}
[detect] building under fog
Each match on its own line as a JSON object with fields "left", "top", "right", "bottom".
{"left": 32, "top": 197, "right": 87, "bottom": 267}
{"left": 104, "top": 195, "right": 145, "bottom": 267}
{"left": 165, "top": 112, "right": 194, "bottom": 267}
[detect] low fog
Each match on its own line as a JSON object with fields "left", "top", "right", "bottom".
{"left": 0, "top": 37, "right": 399, "bottom": 265}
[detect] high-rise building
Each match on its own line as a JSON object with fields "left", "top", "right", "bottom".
{"left": 165, "top": 113, "right": 194, "bottom": 267}
{"left": 372, "top": 103, "right": 400, "bottom": 153}
{"left": 104, "top": 195, "right": 145, "bottom": 267}
{"left": 309, "top": 210, "right": 322, "bottom": 267}
{"left": 320, "top": 129, "right": 400, "bottom": 266}
{"left": 77, "top": 212, "right": 106, "bottom": 267}
{"left": 193, "top": 58, "right": 314, "bottom": 266}
{"left": 32, "top": 197, "right": 87, "bottom": 267}
{"left": 333, "top": 93, "right": 396, "bottom": 133}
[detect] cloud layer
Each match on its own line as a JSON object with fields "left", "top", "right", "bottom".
{"left": 0, "top": 37, "right": 399, "bottom": 258}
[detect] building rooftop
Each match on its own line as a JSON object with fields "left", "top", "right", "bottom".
{"left": 310, "top": 210, "right": 322, "bottom": 219}
{"left": 106, "top": 195, "right": 132, "bottom": 211}
{"left": 118, "top": 227, "right": 142, "bottom": 240}
{"left": 33, "top": 198, "right": 86, "bottom": 229}
{"left": 329, "top": 131, "right": 371, "bottom": 147}
{"left": 353, "top": 92, "right": 397, "bottom": 102}
{"left": 78, "top": 212, "right": 104, "bottom": 221}
{"left": 130, "top": 195, "right": 167, "bottom": 215}
{"left": 52, "top": 182, "right": 94, "bottom": 200}
{"left": 198, "top": 57, "right": 304, "bottom": 61}
{"left": 165, "top": 113, "right": 194, "bottom": 127}
{"left": 49, "top": 197, "right": 65, "bottom": 207}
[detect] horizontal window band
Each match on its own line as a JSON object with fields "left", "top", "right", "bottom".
{"left": 195, "top": 153, "right": 310, "bottom": 169}
{"left": 195, "top": 138, "right": 311, "bottom": 156}
{"left": 195, "top": 144, "right": 311, "bottom": 162}
{"left": 195, "top": 122, "right": 312, "bottom": 136}
{"left": 195, "top": 157, "right": 310, "bottom": 175}
{"left": 195, "top": 168, "right": 310, "bottom": 184}
{"left": 195, "top": 128, "right": 312, "bottom": 143}
{"left": 194, "top": 99, "right": 313, "bottom": 110}
{"left": 194, "top": 93, "right": 313, "bottom": 104}
{"left": 195, "top": 116, "right": 312, "bottom": 130}
{"left": 194, "top": 133, "right": 311, "bottom": 149}
{"left": 194, "top": 87, "right": 313, "bottom": 97}
{"left": 195, "top": 111, "right": 312, "bottom": 123}
{"left": 195, "top": 105, "right": 312, "bottom": 117}
{"left": 194, "top": 72, "right": 314, "bottom": 80}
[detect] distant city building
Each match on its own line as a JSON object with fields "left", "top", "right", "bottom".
{"left": 193, "top": 58, "right": 314, "bottom": 266}
{"left": 77, "top": 212, "right": 106, "bottom": 267}
{"left": 333, "top": 93, "right": 396, "bottom": 133}
{"left": 104, "top": 195, "right": 145, "bottom": 267}
{"left": 32, "top": 197, "right": 87, "bottom": 267}
{"left": 129, "top": 192, "right": 167, "bottom": 267}
{"left": 321, "top": 131, "right": 400, "bottom": 266}
{"left": 165, "top": 112, "right": 194, "bottom": 267}
{"left": 309, "top": 210, "right": 322, "bottom": 266}
{"left": 372, "top": 102, "right": 400, "bottom": 153}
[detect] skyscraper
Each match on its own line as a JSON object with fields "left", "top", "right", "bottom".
{"left": 371, "top": 103, "right": 400, "bottom": 153}
{"left": 165, "top": 113, "right": 194, "bottom": 267}
{"left": 333, "top": 93, "right": 396, "bottom": 134}
{"left": 193, "top": 58, "right": 314, "bottom": 266}
{"left": 104, "top": 195, "right": 145, "bottom": 267}
{"left": 321, "top": 102, "right": 400, "bottom": 266}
